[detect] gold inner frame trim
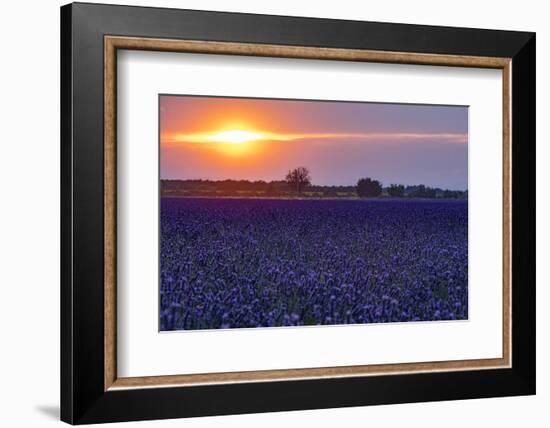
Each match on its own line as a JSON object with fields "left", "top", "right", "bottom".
{"left": 104, "top": 35, "right": 512, "bottom": 391}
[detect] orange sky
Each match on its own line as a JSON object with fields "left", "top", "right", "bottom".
{"left": 160, "top": 95, "right": 468, "bottom": 189}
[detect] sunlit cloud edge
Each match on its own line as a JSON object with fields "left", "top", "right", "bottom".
{"left": 162, "top": 131, "right": 468, "bottom": 145}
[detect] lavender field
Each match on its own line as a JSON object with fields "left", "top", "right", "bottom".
{"left": 160, "top": 197, "right": 468, "bottom": 331}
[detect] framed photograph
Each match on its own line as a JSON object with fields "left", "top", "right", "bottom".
{"left": 60, "top": 2, "right": 535, "bottom": 424}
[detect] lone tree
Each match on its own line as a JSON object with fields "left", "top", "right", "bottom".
{"left": 286, "top": 167, "right": 311, "bottom": 193}
{"left": 356, "top": 177, "right": 382, "bottom": 197}
{"left": 388, "top": 184, "right": 405, "bottom": 197}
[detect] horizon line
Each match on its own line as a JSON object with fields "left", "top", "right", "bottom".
{"left": 160, "top": 178, "right": 467, "bottom": 192}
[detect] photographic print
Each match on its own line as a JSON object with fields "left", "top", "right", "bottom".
{"left": 159, "top": 95, "right": 468, "bottom": 331}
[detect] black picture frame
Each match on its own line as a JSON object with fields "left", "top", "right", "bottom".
{"left": 61, "top": 2, "right": 535, "bottom": 424}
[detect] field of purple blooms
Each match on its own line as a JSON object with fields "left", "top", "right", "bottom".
{"left": 160, "top": 197, "right": 468, "bottom": 331}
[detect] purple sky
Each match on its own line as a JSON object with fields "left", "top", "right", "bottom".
{"left": 160, "top": 95, "right": 468, "bottom": 190}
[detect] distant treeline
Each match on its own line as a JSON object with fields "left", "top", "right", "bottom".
{"left": 161, "top": 179, "right": 467, "bottom": 199}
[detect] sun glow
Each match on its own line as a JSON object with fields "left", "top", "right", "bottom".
{"left": 206, "top": 130, "right": 264, "bottom": 144}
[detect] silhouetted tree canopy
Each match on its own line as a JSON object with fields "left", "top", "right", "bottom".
{"left": 286, "top": 167, "right": 311, "bottom": 193}
{"left": 356, "top": 177, "right": 382, "bottom": 197}
{"left": 408, "top": 184, "right": 437, "bottom": 198}
{"left": 388, "top": 184, "right": 405, "bottom": 197}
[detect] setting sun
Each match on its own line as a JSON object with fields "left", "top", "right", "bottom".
{"left": 206, "top": 130, "right": 263, "bottom": 144}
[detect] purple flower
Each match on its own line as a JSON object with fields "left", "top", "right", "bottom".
{"left": 159, "top": 197, "right": 468, "bottom": 331}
